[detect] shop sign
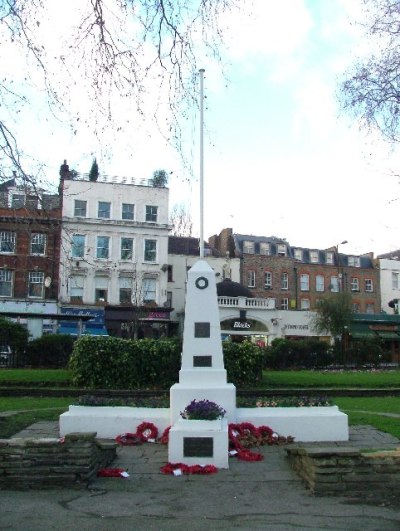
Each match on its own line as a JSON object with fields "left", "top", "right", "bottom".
{"left": 284, "top": 324, "right": 309, "bottom": 330}
{"left": 232, "top": 320, "right": 252, "bottom": 329}
{"left": 148, "top": 311, "right": 169, "bottom": 319}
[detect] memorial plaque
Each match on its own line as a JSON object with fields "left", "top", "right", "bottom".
{"left": 193, "top": 355, "right": 212, "bottom": 367}
{"left": 184, "top": 437, "right": 214, "bottom": 457}
{"left": 194, "top": 322, "right": 210, "bottom": 338}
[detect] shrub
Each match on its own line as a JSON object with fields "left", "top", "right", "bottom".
{"left": 0, "top": 316, "right": 29, "bottom": 366}
{"left": 223, "top": 341, "right": 264, "bottom": 385}
{"left": 265, "top": 338, "right": 333, "bottom": 369}
{"left": 25, "top": 334, "right": 75, "bottom": 368}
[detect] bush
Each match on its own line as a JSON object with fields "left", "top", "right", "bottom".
{"left": 69, "top": 336, "right": 264, "bottom": 389}
{"left": 265, "top": 338, "right": 333, "bottom": 369}
{"left": 25, "top": 334, "right": 75, "bottom": 368}
{"left": 0, "top": 316, "right": 29, "bottom": 366}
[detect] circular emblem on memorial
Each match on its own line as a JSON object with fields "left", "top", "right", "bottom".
{"left": 195, "top": 276, "right": 209, "bottom": 290}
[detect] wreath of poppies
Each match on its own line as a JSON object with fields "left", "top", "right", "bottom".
{"left": 115, "top": 421, "right": 159, "bottom": 446}
{"left": 160, "top": 462, "right": 218, "bottom": 475}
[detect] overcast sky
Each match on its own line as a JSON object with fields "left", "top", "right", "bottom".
{"left": 3, "top": 0, "right": 400, "bottom": 257}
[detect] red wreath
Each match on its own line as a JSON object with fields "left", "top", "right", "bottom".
{"left": 97, "top": 468, "right": 128, "bottom": 478}
{"left": 135, "top": 422, "right": 158, "bottom": 442}
{"left": 115, "top": 432, "right": 142, "bottom": 445}
{"left": 159, "top": 426, "right": 171, "bottom": 445}
{"left": 160, "top": 462, "right": 218, "bottom": 475}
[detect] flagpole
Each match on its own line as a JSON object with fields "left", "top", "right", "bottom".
{"left": 199, "top": 68, "right": 205, "bottom": 259}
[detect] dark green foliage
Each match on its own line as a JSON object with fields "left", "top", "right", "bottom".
{"left": 345, "top": 337, "right": 391, "bottom": 368}
{"left": 152, "top": 169, "right": 168, "bottom": 187}
{"left": 25, "top": 334, "right": 74, "bottom": 368}
{"left": 69, "top": 336, "right": 263, "bottom": 389}
{"left": 89, "top": 158, "right": 99, "bottom": 181}
{"left": 0, "top": 316, "right": 29, "bottom": 364}
{"left": 222, "top": 341, "right": 264, "bottom": 385}
{"left": 265, "top": 338, "right": 333, "bottom": 369}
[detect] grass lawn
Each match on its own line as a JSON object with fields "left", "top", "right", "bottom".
{"left": 0, "top": 369, "right": 72, "bottom": 384}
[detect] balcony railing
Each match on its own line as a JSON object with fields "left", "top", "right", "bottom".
{"left": 218, "top": 296, "right": 276, "bottom": 310}
{"left": 71, "top": 173, "right": 162, "bottom": 187}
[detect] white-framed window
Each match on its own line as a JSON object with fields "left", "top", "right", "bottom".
{"left": 119, "top": 276, "right": 132, "bottom": 304}
{"left": 281, "top": 298, "right": 289, "bottom": 310}
{"left": 264, "top": 271, "right": 272, "bottom": 289}
{"left": 353, "top": 302, "right": 361, "bottom": 313}
{"left": 70, "top": 275, "right": 84, "bottom": 302}
{"left": 30, "top": 233, "right": 46, "bottom": 255}
{"left": 300, "top": 298, "right": 310, "bottom": 310}
{"left": 0, "top": 270, "right": 13, "bottom": 296}
{"left": 145, "top": 205, "right": 158, "bottom": 222}
{"left": 325, "top": 251, "right": 334, "bottom": 264}
{"left": 74, "top": 200, "right": 87, "bottom": 217}
{"left": 392, "top": 272, "right": 400, "bottom": 290}
{"left": 330, "top": 276, "right": 339, "bottom": 292}
{"left": 294, "top": 248, "right": 302, "bottom": 261}
{"left": 243, "top": 240, "right": 255, "bottom": 254}
{"left": 143, "top": 277, "right": 156, "bottom": 302}
{"left": 94, "top": 276, "right": 108, "bottom": 302}
{"left": 300, "top": 273, "right": 309, "bottom": 291}
{"left": 316, "top": 275, "right": 325, "bottom": 292}
{"left": 0, "top": 231, "right": 16, "bottom": 253}
{"left": 122, "top": 203, "right": 134, "bottom": 220}
{"left": 71, "top": 234, "right": 85, "bottom": 258}
{"left": 247, "top": 270, "right": 256, "bottom": 288}
{"left": 96, "top": 236, "right": 110, "bottom": 259}
{"left": 348, "top": 256, "right": 360, "bottom": 267}
{"left": 351, "top": 277, "right": 360, "bottom": 291}
{"left": 366, "top": 303, "right": 375, "bottom": 314}
{"left": 11, "top": 194, "right": 25, "bottom": 209}
{"left": 121, "top": 237, "right": 133, "bottom": 260}
{"left": 281, "top": 272, "right": 288, "bottom": 290}
{"left": 259, "top": 242, "right": 270, "bottom": 255}
{"left": 277, "top": 244, "right": 286, "bottom": 256}
{"left": 98, "top": 201, "right": 111, "bottom": 219}
{"left": 28, "top": 271, "right": 44, "bottom": 298}
{"left": 310, "top": 250, "right": 319, "bottom": 263}
{"left": 144, "top": 239, "right": 157, "bottom": 262}
{"left": 365, "top": 279, "right": 373, "bottom": 292}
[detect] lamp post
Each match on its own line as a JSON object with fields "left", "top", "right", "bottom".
{"left": 335, "top": 240, "right": 348, "bottom": 292}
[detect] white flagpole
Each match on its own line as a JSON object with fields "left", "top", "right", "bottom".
{"left": 199, "top": 68, "right": 205, "bottom": 259}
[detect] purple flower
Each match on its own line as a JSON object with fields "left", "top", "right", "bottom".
{"left": 181, "top": 399, "right": 226, "bottom": 420}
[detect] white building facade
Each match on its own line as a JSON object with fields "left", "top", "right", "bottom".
{"left": 379, "top": 258, "right": 400, "bottom": 313}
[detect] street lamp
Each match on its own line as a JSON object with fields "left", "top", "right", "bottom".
{"left": 335, "top": 240, "right": 348, "bottom": 292}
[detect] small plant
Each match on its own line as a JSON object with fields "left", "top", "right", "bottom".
{"left": 181, "top": 399, "right": 226, "bottom": 420}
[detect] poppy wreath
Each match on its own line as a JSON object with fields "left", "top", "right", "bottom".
{"left": 159, "top": 426, "right": 171, "bottom": 445}
{"left": 135, "top": 421, "right": 158, "bottom": 442}
{"left": 160, "top": 462, "right": 218, "bottom": 475}
{"left": 97, "top": 468, "right": 127, "bottom": 478}
{"left": 115, "top": 432, "right": 143, "bottom": 445}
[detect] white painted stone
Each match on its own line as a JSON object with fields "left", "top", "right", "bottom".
{"left": 168, "top": 418, "right": 229, "bottom": 468}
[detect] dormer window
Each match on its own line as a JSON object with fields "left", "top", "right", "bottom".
{"left": 259, "top": 242, "right": 270, "bottom": 255}
{"left": 294, "top": 248, "right": 302, "bottom": 261}
{"left": 348, "top": 256, "right": 360, "bottom": 267}
{"left": 277, "top": 244, "right": 286, "bottom": 256}
{"left": 325, "top": 251, "right": 334, "bottom": 264}
{"left": 310, "top": 250, "right": 319, "bottom": 263}
{"left": 243, "top": 241, "right": 255, "bottom": 254}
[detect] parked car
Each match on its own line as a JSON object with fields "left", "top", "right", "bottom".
{"left": 0, "top": 345, "right": 11, "bottom": 366}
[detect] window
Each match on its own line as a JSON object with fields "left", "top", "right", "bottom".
{"left": 70, "top": 276, "right": 84, "bottom": 302}
{"left": 94, "top": 276, "right": 108, "bottom": 302}
{"left": 300, "top": 298, "right": 310, "bottom": 310}
{"left": 0, "top": 232, "right": 16, "bottom": 253}
{"left": 264, "top": 271, "right": 272, "bottom": 289}
{"left": 365, "top": 279, "right": 373, "bottom": 292}
{"left": 0, "top": 270, "right": 13, "bottom": 296}
{"left": 243, "top": 240, "right": 255, "bottom": 254}
{"left": 351, "top": 277, "right": 359, "bottom": 291}
{"left": 353, "top": 302, "right": 361, "bottom": 313}
{"left": 281, "top": 298, "right": 289, "bottom": 310}
{"left": 325, "top": 251, "right": 334, "bottom": 264}
{"left": 144, "top": 239, "right": 157, "bottom": 262}
{"left": 310, "top": 251, "right": 319, "bottom": 263}
{"left": 281, "top": 272, "right": 288, "bottom": 290}
{"left": 122, "top": 203, "right": 134, "bottom": 220}
{"left": 247, "top": 270, "right": 256, "bottom": 288}
{"left": 28, "top": 271, "right": 44, "bottom": 298}
{"left": 143, "top": 277, "right": 156, "bottom": 302}
{"left": 119, "top": 277, "right": 132, "bottom": 304}
{"left": 98, "top": 201, "right": 111, "bottom": 219}
{"left": 121, "top": 238, "right": 133, "bottom": 260}
{"left": 316, "top": 275, "right": 325, "bottom": 292}
{"left": 277, "top": 244, "right": 286, "bottom": 256}
{"left": 167, "top": 265, "right": 173, "bottom": 282}
{"left": 365, "top": 303, "right": 375, "bottom": 314}
{"left": 96, "top": 236, "right": 110, "bottom": 259}
{"left": 145, "top": 205, "right": 158, "bottom": 222}
{"left": 300, "top": 273, "right": 309, "bottom": 291}
{"left": 30, "top": 233, "right": 46, "bottom": 255}
{"left": 71, "top": 235, "right": 85, "bottom": 258}
{"left": 294, "top": 248, "right": 302, "bottom": 261}
{"left": 348, "top": 256, "right": 360, "bottom": 267}
{"left": 259, "top": 242, "right": 270, "bottom": 255}
{"left": 330, "top": 276, "right": 339, "bottom": 292}
{"left": 74, "top": 200, "right": 87, "bottom": 217}
{"left": 11, "top": 194, "right": 24, "bottom": 208}
{"left": 167, "top": 291, "right": 172, "bottom": 307}
{"left": 392, "top": 272, "right": 400, "bottom": 290}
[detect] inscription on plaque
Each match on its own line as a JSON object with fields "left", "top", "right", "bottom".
{"left": 193, "top": 355, "right": 212, "bottom": 367}
{"left": 194, "top": 322, "right": 210, "bottom": 338}
{"left": 184, "top": 437, "right": 214, "bottom": 458}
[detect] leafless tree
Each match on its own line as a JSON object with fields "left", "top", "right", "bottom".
{"left": 0, "top": 0, "right": 237, "bottom": 181}
{"left": 169, "top": 203, "right": 193, "bottom": 237}
{"left": 340, "top": 0, "right": 400, "bottom": 142}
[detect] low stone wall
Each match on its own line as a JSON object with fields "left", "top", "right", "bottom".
{"left": 287, "top": 446, "right": 400, "bottom": 499}
{"left": 0, "top": 432, "right": 117, "bottom": 489}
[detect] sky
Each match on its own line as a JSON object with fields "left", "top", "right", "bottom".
{"left": 2, "top": 0, "right": 400, "bottom": 257}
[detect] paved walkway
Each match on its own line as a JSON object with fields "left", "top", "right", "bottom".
{"left": 0, "top": 421, "right": 399, "bottom": 530}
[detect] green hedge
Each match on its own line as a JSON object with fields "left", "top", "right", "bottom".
{"left": 264, "top": 338, "right": 333, "bottom": 369}
{"left": 25, "top": 335, "right": 75, "bottom": 368}
{"left": 69, "top": 336, "right": 263, "bottom": 389}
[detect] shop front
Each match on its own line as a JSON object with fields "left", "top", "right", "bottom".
{"left": 104, "top": 305, "right": 175, "bottom": 339}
